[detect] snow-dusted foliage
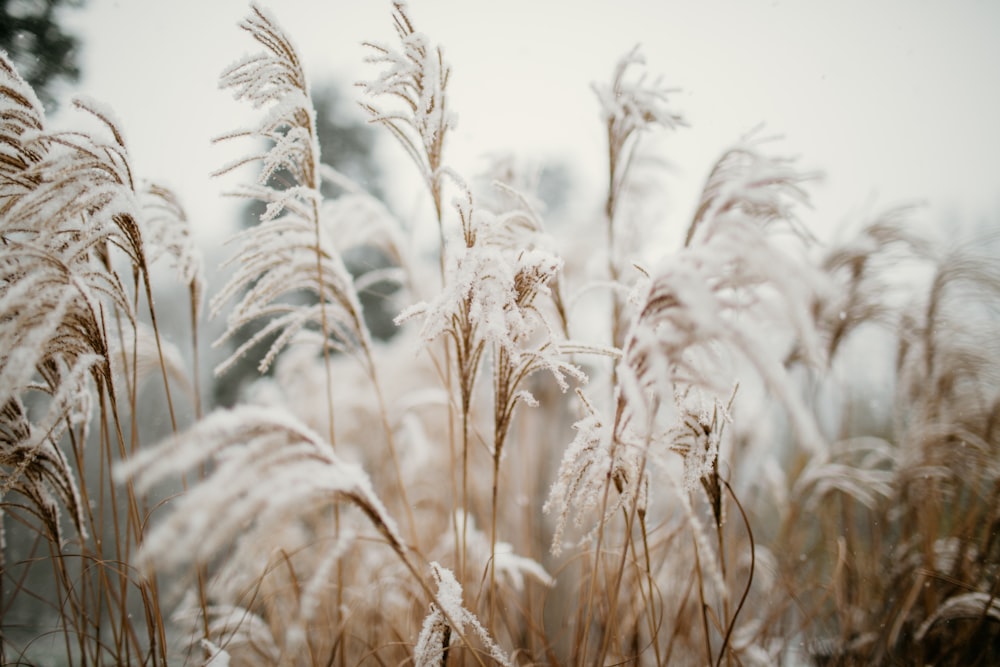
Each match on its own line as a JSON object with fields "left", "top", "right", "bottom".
{"left": 212, "top": 3, "right": 372, "bottom": 377}
{"left": 0, "top": 89, "right": 137, "bottom": 416}
{"left": 4, "top": 3, "right": 999, "bottom": 666}
{"left": 0, "top": 397, "right": 87, "bottom": 544}
{"left": 359, "top": 1, "right": 455, "bottom": 196}
{"left": 414, "top": 562, "right": 511, "bottom": 667}
{"left": 594, "top": 44, "right": 686, "bottom": 227}
{"left": 201, "top": 639, "right": 234, "bottom": 667}
{"left": 396, "top": 185, "right": 585, "bottom": 411}
{"left": 618, "top": 134, "right": 826, "bottom": 505}
{"left": 118, "top": 405, "right": 403, "bottom": 571}
{"left": 435, "top": 510, "right": 554, "bottom": 592}
{"left": 140, "top": 182, "right": 205, "bottom": 307}
{"left": 543, "top": 389, "right": 642, "bottom": 556}
{"left": 1, "top": 45, "right": 201, "bottom": 666}
{"left": 0, "top": 52, "right": 46, "bottom": 192}
{"left": 0, "top": 47, "right": 161, "bottom": 540}
{"left": 622, "top": 138, "right": 821, "bottom": 390}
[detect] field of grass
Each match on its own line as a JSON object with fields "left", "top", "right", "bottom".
{"left": 2, "top": 3, "right": 999, "bottom": 665}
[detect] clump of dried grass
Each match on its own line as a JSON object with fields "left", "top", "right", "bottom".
{"left": 3, "top": 3, "right": 998, "bottom": 666}
{"left": 1, "top": 42, "right": 202, "bottom": 665}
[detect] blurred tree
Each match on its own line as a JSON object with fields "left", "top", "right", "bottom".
{"left": 0, "top": 0, "right": 84, "bottom": 110}
{"left": 312, "top": 81, "right": 384, "bottom": 201}
{"left": 537, "top": 161, "right": 572, "bottom": 214}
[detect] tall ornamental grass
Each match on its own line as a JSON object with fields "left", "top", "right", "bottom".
{"left": 2, "top": 3, "right": 998, "bottom": 665}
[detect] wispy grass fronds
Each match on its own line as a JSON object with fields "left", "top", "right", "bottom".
{"left": 596, "top": 45, "right": 686, "bottom": 353}
{"left": 791, "top": 436, "right": 896, "bottom": 511}
{"left": 212, "top": 3, "right": 372, "bottom": 380}
{"left": 619, "top": 136, "right": 825, "bottom": 452}
{"left": 753, "top": 215, "right": 1000, "bottom": 664}
{"left": 359, "top": 1, "right": 454, "bottom": 204}
{"left": 0, "top": 243, "right": 113, "bottom": 415}
{"left": 439, "top": 510, "right": 554, "bottom": 593}
{"left": 140, "top": 182, "right": 205, "bottom": 308}
{"left": 544, "top": 389, "right": 625, "bottom": 556}
{"left": 118, "top": 405, "right": 403, "bottom": 573}
{"left": 915, "top": 592, "right": 1000, "bottom": 642}
{"left": 0, "top": 396, "right": 87, "bottom": 544}
{"left": 0, "top": 90, "right": 176, "bottom": 419}
{"left": 318, "top": 179, "right": 410, "bottom": 282}
{"left": 398, "top": 179, "right": 584, "bottom": 625}
{"left": 210, "top": 211, "right": 366, "bottom": 376}
{"left": 0, "top": 62, "right": 140, "bottom": 497}
{"left": 414, "top": 562, "right": 511, "bottom": 667}
{"left": 595, "top": 44, "right": 686, "bottom": 227}
{"left": 396, "top": 186, "right": 582, "bottom": 392}
{"left": 685, "top": 131, "right": 815, "bottom": 247}
{"left": 7, "top": 4, "right": 999, "bottom": 665}
{"left": 814, "top": 208, "right": 918, "bottom": 359}
{"left": 4, "top": 96, "right": 146, "bottom": 269}
{"left": 0, "top": 52, "right": 46, "bottom": 207}
{"left": 0, "top": 45, "right": 193, "bottom": 666}
{"left": 109, "top": 321, "right": 192, "bottom": 400}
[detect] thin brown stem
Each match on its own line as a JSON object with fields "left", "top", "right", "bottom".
{"left": 692, "top": 532, "right": 714, "bottom": 666}
{"left": 715, "top": 480, "right": 755, "bottom": 667}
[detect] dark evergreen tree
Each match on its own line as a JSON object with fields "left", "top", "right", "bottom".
{"left": 0, "top": 0, "right": 83, "bottom": 110}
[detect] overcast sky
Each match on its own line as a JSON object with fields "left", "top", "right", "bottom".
{"left": 61, "top": 0, "right": 1000, "bottom": 246}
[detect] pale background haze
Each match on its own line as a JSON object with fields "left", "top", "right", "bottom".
{"left": 62, "top": 0, "right": 1000, "bottom": 247}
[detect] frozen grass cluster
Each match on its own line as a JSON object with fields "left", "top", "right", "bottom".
{"left": 2, "top": 3, "right": 1000, "bottom": 665}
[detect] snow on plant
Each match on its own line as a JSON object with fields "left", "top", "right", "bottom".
{"left": 617, "top": 134, "right": 827, "bottom": 454}
{"left": 0, "top": 85, "right": 134, "bottom": 417}
{"left": 211, "top": 3, "right": 371, "bottom": 378}
{"left": 0, "top": 397, "right": 88, "bottom": 545}
{"left": 4, "top": 2, "right": 1000, "bottom": 666}
{"left": 394, "top": 174, "right": 587, "bottom": 627}
{"left": 543, "top": 388, "right": 644, "bottom": 557}
{"left": 0, "top": 43, "right": 199, "bottom": 665}
{"left": 396, "top": 186, "right": 582, "bottom": 399}
{"left": 595, "top": 45, "right": 687, "bottom": 356}
{"left": 433, "top": 510, "right": 554, "bottom": 592}
{"left": 140, "top": 182, "right": 205, "bottom": 305}
{"left": 201, "top": 639, "right": 233, "bottom": 667}
{"left": 359, "top": 1, "right": 455, "bottom": 204}
{"left": 414, "top": 562, "right": 511, "bottom": 667}
{"left": 0, "top": 45, "right": 188, "bottom": 511}
{"left": 118, "top": 405, "right": 403, "bottom": 572}
{"left": 594, "top": 43, "right": 686, "bottom": 227}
